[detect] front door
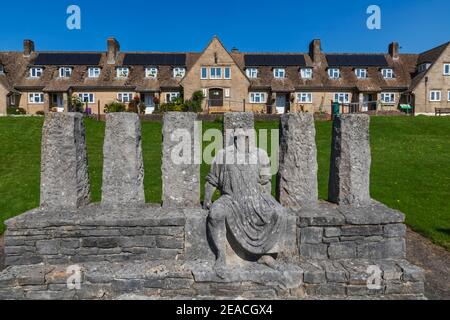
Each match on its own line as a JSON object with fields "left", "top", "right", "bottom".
{"left": 144, "top": 94, "right": 155, "bottom": 114}
{"left": 209, "top": 88, "right": 223, "bottom": 107}
{"left": 276, "top": 94, "right": 286, "bottom": 114}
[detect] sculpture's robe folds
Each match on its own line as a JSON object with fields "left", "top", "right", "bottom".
{"left": 207, "top": 146, "right": 287, "bottom": 255}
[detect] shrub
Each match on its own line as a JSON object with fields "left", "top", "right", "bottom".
{"left": 155, "top": 91, "right": 204, "bottom": 114}
{"left": 69, "top": 96, "right": 85, "bottom": 113}
{"left": 104, "top": 101, "right": 126, "bottom": 113}
{"left": 7, "top": 107, "right": 26, "bottom": 115}
{"left": 36, "top": 110, "right": 45, "bottom": 116}
{"left": 127, "top": 96, "right": 146, "bottom": 114}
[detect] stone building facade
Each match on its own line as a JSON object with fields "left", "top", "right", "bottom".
{"left": 0, "top": 36, "right": 449, "bottom": 115}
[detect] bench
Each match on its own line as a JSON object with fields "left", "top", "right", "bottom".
{"left": 435, "top": 108, "right": 450, "bottom": 116}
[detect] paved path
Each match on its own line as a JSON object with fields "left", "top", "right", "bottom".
{"left": 0, "top": 230, "right": 448, "bottom": 299}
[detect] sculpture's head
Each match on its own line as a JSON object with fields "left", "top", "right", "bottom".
{"left": 233, "top": 129, "right": 251, "bottom": 154}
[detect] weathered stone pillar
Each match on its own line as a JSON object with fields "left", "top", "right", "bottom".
{"left": 162, "top": 112, "right": 200, "bottom": 208}
{"left": 102, "top": 112, "right": 145, "bottom": 207}
{"left": 278, "top": 113, "right": 318, "bottom": 208}
{"left": 40, "top": 112, "right": 90, "bottom": 209}
{"left": 223, "top": 112, "right": 254, "bottom": 147}
{"left": 328, "top": 114, "right": 371, "bottom": 206}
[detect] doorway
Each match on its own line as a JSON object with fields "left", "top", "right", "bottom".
{"left": 276, "top": 94, "right": 287, "bottom": 114}
{"left": 209, "top": 88, "right": 223, "bottom": 107}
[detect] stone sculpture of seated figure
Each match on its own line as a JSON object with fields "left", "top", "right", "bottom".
{"left": 203, "top": 130, "right": 287, "bottom": 277}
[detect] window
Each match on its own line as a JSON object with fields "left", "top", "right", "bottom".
{"left": 202, "top": 88, "right": 208, "bottom": 98}
{"left": 173, "top": 67, "right": 186, "bottom": 78}
{"left": 246, "top": 68, "right": 258, "bottom": 78}
{"left": 224, "top": 88, "right": 230, "bottom": 98}
{"left": 382, "top": 68, "right": 394, "bottom": 79}
{"left": 116, "top": 67, "right": 129, "bottom": 78}
{"left": 355, "top": 68, "right": 368, "bottom": 79}
{"left": 88, "top": 67, "right": 101, "bottom": 78}
{"left": 448, "top": 90, "right": 450, "bottom": 101}
{"left": 210, "top": 67, "right": 222, "bottom": 79}
{"left": 10, "top": 94, "right": 16, "bottom": 105}
{"left": 328, "top": 68, "right": 340, "bottom": 79}
{"left": 224, "top": 67, "right": 231, "bottom": 79}
{"left": 201, "top": 67, "right": 208, "bottom": 79}
{"left": 334, "top": 93, "right": 350, "bottom": 103}
{"left": 28, "top": 93, "right": 44, "bottom": 104}
{"left": 249, "top": 92, "right": 267, "bottom": 103}
{"left": 300, "top": 68, "right": 313, "bottom": 79}
{"left": 429, "top": 90, "right": 441, "bottom": 102}
{"left": 117, "top": 93, "right": 133, "bottom": 103}
{"left": 418, "top": 63, "right": 431, "bottom": 73}
{"left": 79, "top": 93, "right": 95, "bottom": 104}
{"left": 165, "top": 92, "right": 180, "bottom": 102}
{"left": 59, "top": 67, "right": 72, "bottom": 78}
{"left": 381, "top": 92, "right": 395, "bottom": 104}
{"left": 297, "top": 92, "right": 312, "bottom": 103}
{"left": 0, "top": 64, "right": 4, "bottom": 73}
{"left": 444, "top": 64, "right": 450, "bottom": 76}
{"left": 30, "top": 67, "right": 43, "bottom": 78}
{"left": 145, "top": 67, "right": 158, "bottom": 78}
{"left": 273, "top": 68, "right": 285, "bottom": 79}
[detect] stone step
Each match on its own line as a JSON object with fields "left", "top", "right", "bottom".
{"left": 0, "top": 259, "right": 425, "bottom": 300}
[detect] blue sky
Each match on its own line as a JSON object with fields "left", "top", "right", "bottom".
{"left": 0, "top": 0, "right": 449, "bottom": 54}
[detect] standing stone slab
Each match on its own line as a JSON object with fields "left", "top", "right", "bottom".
{"left": 223, "top": 112, "right": 254, "bottom": 147}
{"left": 40, "top": 112, "right": 90, "bottom": 209}
{"left": 102, "top": 113, "right": 144, "bottom": 207}
{"left": 328, "top": 114, "right": 371, "bottom": 206}
{"left": 162, "top": 112, "right": 200, "bottom": 208}
{"left": 278, "top": 113, "right": 318, "bottom": 208}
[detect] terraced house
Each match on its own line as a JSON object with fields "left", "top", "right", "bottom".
{"left": 0, "top": 36, "right": 449, "bottom": 115}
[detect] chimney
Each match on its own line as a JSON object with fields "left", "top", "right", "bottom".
{"left": 23, "top": 39, "right": 35, "bottom": 56}
{"left": 389, "top": 42, "right": 399, "bottom": 59}
{"left": 231, "top": 47, "right": 239, "bottom": 53}
{"left": 309, "top": 39, "right": 321, "bottom": 62}
{"left": 107, "top": 37, "right": 120, "bottom": 64}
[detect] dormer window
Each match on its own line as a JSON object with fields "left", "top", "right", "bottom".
{"left": 30, "top": 67, "right": 43, "bottom": 78}
{"left": 59, "top": 67, "right": 72, "bottom": 78}
{"left": 328, "top": 68, "right": 340, "bottom": 79}
{"left": 273, "top": 68, "right": 285, "bottom": 79}
{"left": 246, "top": 68, "right": 258, "bottom": 78}
{"left": 418, "top": 63, "right": 431, "bottom": 73}
{"left": 300, "top": 68, "right": 313, "bottom": 79}
{"left": 88, "top": 67, "right": 101, "bottom": 78}
{"left": 173, "top": 67, "right": 186, "bottom": 78}
{"left": 145, "top": 67, "right": 158, "bottom": 78}
{"left": 116, "top": 67, "right": 129, "bottom": 78}
{"left": 382, "top": 68, "right": 394, "bottom": 79}
{"left": 355, "top": 68, "right": 368, "bottom": 79}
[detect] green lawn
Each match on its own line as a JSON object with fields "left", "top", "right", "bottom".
{"left": 1, "top": 116, "right": 449, "bottom": 250}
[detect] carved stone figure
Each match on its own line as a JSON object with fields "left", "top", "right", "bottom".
{"left": 204, "top": 130, "right": 287, "bottom": 277}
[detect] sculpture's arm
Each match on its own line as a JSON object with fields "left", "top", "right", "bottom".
{"left": 203, "top": 182, "right": 217, "bottom": 210}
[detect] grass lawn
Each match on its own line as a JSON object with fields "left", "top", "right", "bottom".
{"left": 1, "top": 116, "right": 449, "bottom": 250}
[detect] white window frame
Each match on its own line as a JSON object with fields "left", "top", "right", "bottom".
{"left": 59, "top": 67, "right": 72, "bottom": 78}
{"left": 116, "top": 67, "right": 129, "bottom": 78}
{"left": 224, "top": 67, "right": 231, "bottom": 80}
{"left": 429, "top": 90, "right": 441, "bottom": 102}
{"left": 249, "top": 92, "right": 267, "bottom": 104}
{"left": 448, "top": 90, "right": 450, "bottom": 102}
{"left": 28, "top": 92, "right": 44, "bottom": 104}
{"left": 273, "top": 68, "right": 285, "bottom": 79}
{"left": 418, "top": 63, "right": 431, "bottom": 73}
{"left": 224, "top": 88, "right": 230, "bottom": 98}
{"left": 0, "top": 64, "right": 4, "bottom": 73}
{"left": 381, "top": 92, "right": 396, "bottom": 104}
{"left": 145, "top": 67, "right": 158, "bottom": 78}
{"left": 210, "top": 67, "right": 222, "bottom": 79}
{"left": 78, "top": 93, "right": 95, "bottom": 104}
{"left": 117, "top": 92, "right": 133, "bottom": 103}
{"left": 87, "top": 67, "right": 101, "bottom": 78}
{"left": 382, "top": 68, "right": 394, "bottom": 79}
{"left": 297, "top": 92, "right": 313, "bottom": 104}
{"left": 173, "top": 67, "right": 186, "bottom": 78}
{"left": 166, "top": 92, "right": 180, "bottom": 102}
{"left": 355, "top": 68, "right": 368, "bottom": 79}
{"left": 246, "top": 68, "right": 258, "bottom": 78}
{"left": 30, "top": 67, "right": 43, "bottom": 78}
{"left": 444, "top": 64, "right": 450, "bottom": 76}
{"left": 202, "top": 88, "right": 208, "bottom": 98}
{"left": 334, "top": 93, "right": 350, "bottom": 103}
{"left": 300, "top": 68, "right": 313, "bottom": 79}
{"left": 328, "top": 68, "right": 340, "bottom": 79}
{"left": 201, "top": 67, "right": 208, "bottom": 79}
